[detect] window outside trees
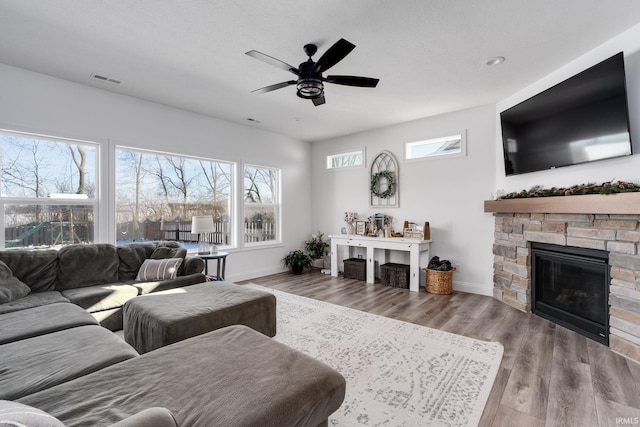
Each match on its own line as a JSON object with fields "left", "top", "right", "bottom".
{"left": 115, "top": 148, "right": 233, "bottom": 249}
{"left": 244, "top": 164, "right": 280, "bottom": 244}
{"left": 326, "top": 149, "right": 364, "bottom": 169}
{"left": 1, "top": 129, "right": 282, "bottom": 251}
{"left": 0, "top": 130, "right": 97, "bottom": 249}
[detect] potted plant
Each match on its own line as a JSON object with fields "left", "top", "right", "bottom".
{"left": 283, "top": 250, "right": 312, "bottom": 274}
{"left": 304, "top": 231, "right": 329, "bottom": 267}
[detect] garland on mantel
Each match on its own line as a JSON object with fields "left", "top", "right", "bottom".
{"left": 500, "top": 180, "right": 640, "bottom": 199}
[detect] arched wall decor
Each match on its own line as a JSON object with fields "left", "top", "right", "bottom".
{"left": 370, "top": 150, "right": 398, "bottom": 208}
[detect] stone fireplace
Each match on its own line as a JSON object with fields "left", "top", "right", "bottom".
{"left": 485, "top": 193, "right": 640, "bottom": 363}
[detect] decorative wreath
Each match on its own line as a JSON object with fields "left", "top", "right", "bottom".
{"left": 370, "top": 170, "right": 396, "bottom": 199}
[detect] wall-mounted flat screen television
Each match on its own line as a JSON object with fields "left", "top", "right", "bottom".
{"left": 500, "top": 52, "right": 632, "bottom": 176}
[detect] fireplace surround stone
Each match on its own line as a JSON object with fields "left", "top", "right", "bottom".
{"left": 486, "top": 197, "right": 640, "bottom": 363}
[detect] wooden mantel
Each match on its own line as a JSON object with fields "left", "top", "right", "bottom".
{"left": 484, "top": 192, "right": 640, "bottom": 214}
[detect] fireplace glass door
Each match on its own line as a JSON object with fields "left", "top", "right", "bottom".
{"left": 531, "top": 243, "right": 609, "bottom": 345}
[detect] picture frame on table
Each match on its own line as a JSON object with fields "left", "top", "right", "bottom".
{"left": 355, "top": 221, "right": 366, "bottom": 235}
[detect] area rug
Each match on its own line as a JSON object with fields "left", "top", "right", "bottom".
{"left": 246, "top": 284, "right": 503, "bottom": 427}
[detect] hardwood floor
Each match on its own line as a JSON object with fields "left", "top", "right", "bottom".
{"left": 238, "top": 270, "right": 640, "bottom": 427}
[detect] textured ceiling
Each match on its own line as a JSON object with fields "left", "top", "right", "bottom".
{"left": 1, "top": 0, "right": 640, "bottom": 141}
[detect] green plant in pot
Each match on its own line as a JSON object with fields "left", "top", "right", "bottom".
{"left": 304, "top": 231, "right": 329, "bottom": 260}
{"left": 283, "top": 249, "right": 312, "bottom": 274}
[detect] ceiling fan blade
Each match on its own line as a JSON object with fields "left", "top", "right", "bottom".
{"left": 312, "top": 95, "right": 326, "bottom": 106}
{"left": 251, "top": 80, "right": 296, "bottom": 94}
{"left": 314, "top": 38, "right": 355, "bottom": 73}
{"left": 326, "top": 75, "right": 380, "bottom": 87}
{"left": 245, "top": 50, "right": 299, "bottom": 75}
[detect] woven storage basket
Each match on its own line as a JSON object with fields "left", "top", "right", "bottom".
{"left": 343, "top": 258, "right": 366, "bottom": 281}
{"left": 380, "top": 263, "right": 410, "bottom": 289}
{"left": 423, "top": 267, "right": 455, "bottom": 294}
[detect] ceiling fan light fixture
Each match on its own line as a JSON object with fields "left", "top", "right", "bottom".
{"left": 296, "top": 78, "right": 324, "bottom": 99}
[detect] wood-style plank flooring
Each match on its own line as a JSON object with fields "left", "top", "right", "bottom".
{"left": 238, "top": 270, "right": 640, "bottom": 427}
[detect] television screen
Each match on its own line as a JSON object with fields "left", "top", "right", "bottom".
{"left": 500, "top": 52, "right": 632, "bottom": 176}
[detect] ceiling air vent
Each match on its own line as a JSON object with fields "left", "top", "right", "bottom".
{"left": 90, "top": 73, "right": 122, "bottom": 85}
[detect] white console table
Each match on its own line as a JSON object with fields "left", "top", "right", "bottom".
{"left": 330, "top": 235, "right": 431, "bottom": 292}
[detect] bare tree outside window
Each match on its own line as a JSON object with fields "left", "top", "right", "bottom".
{"left": 244, "top": 165, "right": 279, "bottom": 243}
{"left": 1, "top": 131, "right": 97, "bottom": 248}
{"left": 115, "top": 148, "right": 233, "bottom": 247}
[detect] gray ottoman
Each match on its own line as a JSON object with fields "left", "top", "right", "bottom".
{"left": 123, "top": 282, "right": 276, "bottom": 353}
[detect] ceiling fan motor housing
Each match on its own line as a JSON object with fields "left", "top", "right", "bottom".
{"left": 296, "top": 61, "right": 324, "bottom": 99}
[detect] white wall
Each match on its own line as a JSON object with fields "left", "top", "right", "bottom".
{"left": 0, "top": 63, "right": 312, "bottom": 282}
{"left": 495, "top": 23, "right": 640, "bottom": 192}
{"left": 311, "top": 104, "right": 497, "bottom": 295}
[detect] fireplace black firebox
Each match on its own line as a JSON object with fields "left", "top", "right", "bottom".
{"left": 531, "top": 242, "right": 609, "bottom": 345}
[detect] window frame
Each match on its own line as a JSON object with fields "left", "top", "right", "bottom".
{"left": 242, "top": 162, "right": 281, "bottom": 248}
{"left": 114, "top": 145, "right": 236, "bottom": 251}
{"left": 0, "top": 128, "right": 101, "bottom": 249}
{"left": 404, "top": 131, "right": 467, "bottom": 161}
{"left": 326, "top": 148, "right": 366, "bottom": 170}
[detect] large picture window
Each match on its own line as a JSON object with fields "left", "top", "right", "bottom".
{"left": 244, "top": 164, "right": 280, "bottom": 244}
{"left": 115, "top": 148, "right": 234, "bottom": 249}
{"left": 1, "top": 130, "right": 98, "bottom": 248}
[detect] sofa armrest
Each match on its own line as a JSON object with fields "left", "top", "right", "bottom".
{"left": 110, "top": 407, "right": 178, "bottom": 427}
{"left": 182, "top": 256, "right": 204, "bottom": 275}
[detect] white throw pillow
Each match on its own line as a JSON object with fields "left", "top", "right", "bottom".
{"left": 136, "top": 258, "right": 183, "bottom": 281}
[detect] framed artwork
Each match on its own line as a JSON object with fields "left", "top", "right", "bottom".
{"left": 355, "top": 221, "right": 366, "bottom": 235}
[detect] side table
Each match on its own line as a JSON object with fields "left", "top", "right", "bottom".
{"left": 196, "top": 251, "right": 229, "bottom": 281}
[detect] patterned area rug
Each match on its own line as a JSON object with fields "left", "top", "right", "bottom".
{"left": 247, "top": 285, "right": 503, "bottom": 427}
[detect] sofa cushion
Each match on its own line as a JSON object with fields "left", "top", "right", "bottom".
{"left": 128, "top": 273, "right": 207, "bottom": 295}
{"left": 61, "top": 284, "right": 139, "bottom": 312}
{"left": 110, "top": 407, "right": 178, "bottom": 427}
{"left": 117, "top": 243, "right": 157, "bottom": 281}
{"left": 0, "top": 325, "right": 139, "bottom": 400}
{"left": 56, "top": 244, "right": 119, "bottom": 290}
{"left": 0, "top": 291, "right": 69, "bottom": 315}
{"left": 0, "top": 302, "right": 98, "bottom": 345}
{"left": 150, "top": 246, "right": 187, "bottom": 275}
{"left": 0, "top": 261, "right": 31, "bottom": 304}
{"left": 136, "top": 258, "right": 182, "bottom": 281}
{"left": 90, "top": 307, "right": 124, "bottom": 332}
{"left": 0, "top": 400, "right": 64, "bottom": 427}
{"left": 0, "top": 249, "right": 59, "bottom": 292}
{"left": 150, "top": 246, "right": 187, "bottom": 260}
{"left": 19, "top": 325, "right": 346, "bottom": 427}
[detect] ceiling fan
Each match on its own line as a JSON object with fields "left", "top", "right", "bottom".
{"left": 245, "top": 38, "right": 379, "bottom": 106}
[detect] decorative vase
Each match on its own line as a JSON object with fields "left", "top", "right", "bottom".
{"left": 346, "top": 222, "right": 355, "bottom": 235}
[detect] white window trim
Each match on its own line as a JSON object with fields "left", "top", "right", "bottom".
{"left": 0, "top": 127, "right": 103, "bottom": 248}
{"left": 326, "top": 147, "right": 366, "bottom": 170}
{"left": 113, "top": 143, "right": 237, "bottom": 250}
{"left": 404, "top": 130, "right": 467, "bottom": 162}
{"left": 242, "top": 162, "right": 281, "bottom": 249}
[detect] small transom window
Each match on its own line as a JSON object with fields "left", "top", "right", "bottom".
{"left": 326, "top": 149, "right": 364, "bottom": 169}
{"left": 405, "top": 132, "right": 466, "bottom": 160}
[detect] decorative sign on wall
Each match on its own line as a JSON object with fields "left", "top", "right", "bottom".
{"left": 370, "top": 151, "right": 398, "bottom": 208}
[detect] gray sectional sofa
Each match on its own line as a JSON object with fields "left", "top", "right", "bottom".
{"left": 0, "top": 242, "right": 346, "bottom": 426}
{"left": 0, "top": 241, "right": 207, "bottom": 330}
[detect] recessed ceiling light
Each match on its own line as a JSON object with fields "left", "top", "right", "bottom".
{"left": 483, "top": 56, "right": 505, "bottom": 66}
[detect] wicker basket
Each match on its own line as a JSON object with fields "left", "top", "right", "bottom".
{"left": 343, "top": 258, "right": 366, "bottom": 281}
{"left": 380, "top": 263, "right": 410, "bottom": 289}
{"left": 423, "top": 267, "right": 456, "bottom": 294}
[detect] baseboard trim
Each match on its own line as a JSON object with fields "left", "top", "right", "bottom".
{"left": 452, "top": 280, "right": 493, "bottom": 296}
